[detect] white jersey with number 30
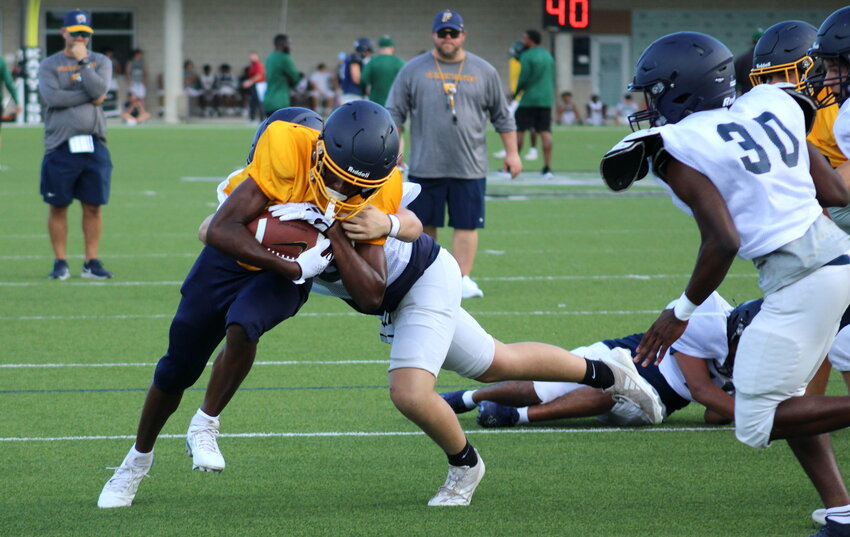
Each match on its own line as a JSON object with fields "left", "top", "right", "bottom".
{"left": 657, "top": 84, "right": 821, "bottom": 260}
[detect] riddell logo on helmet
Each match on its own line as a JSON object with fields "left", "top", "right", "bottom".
{"left": 348, "top": 166, "right": 370, "bottom": 178}
{"left": 755, "top": 62, "right": 772, "bottom": 68}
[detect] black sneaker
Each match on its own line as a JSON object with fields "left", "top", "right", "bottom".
{"left": 477, "top": 402, "right": 520, "bottom": 428}
{"left": 48, "top": 259, "right": 70, "bottom": 280}
{"left": 541, "top": 166, "right": 554, "bottom": 180}
{"left": 440, "top": 390, "right": 475, "bottom": 414}
{"left": 812, "top": 520, "right": 850, "bottom": 537}
{"left": 81, "top": 258, "right": 113, "bottom": 279}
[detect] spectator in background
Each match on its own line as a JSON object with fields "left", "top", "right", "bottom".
{"left": 556, "top": 91, "right": 581, "bottom": 125}
{"left": 38, "top": 9, "right": 113, "bottom": 280}
{"left": 733, "top": 28, "right": 764, "bottom": 95}
{"left": 613, "top": 93, "right": 638, "bottom": 126}
{"left": 99, "top": 47, "right": 121, "bottom": 118}
{"left": 386, "top": 9, "right": 521, "bottom": 299}
{"left": 360, "top": 35, "right": 404, "bottom": 107}
{"left": 585, "top": 94, "right": 606, "bottom": 126}
{"left": 121, "top": 92, "right": 150, "bottom": 125}
{"left": 215, "top": 64, "right": 239, "bottom": 116}
{"left": 263, "top": 34, "right": 300, "bottom": 117}
{"left": 125, "top": 49, "right": 148, "bottom": 105}
{"left": 198, "top": 64, "right": 217, "bottom": 117}
{"left": 513, "top": 29, "right": 555, "bottom": 179}
{"left": 0, "top": 51, "right": 22, "bottom": 169}
{"left": 340, "top": 38, "right": 372, "bottom": 103}
{"left": 494, "top": 39, "right": 535, "bottom": 159}
{"left": 241, "top": 52, "right": 266, "bottom": 123}
{"left": 309, "top": 63, "right": 336, "bottom": 116}
{"left": 182, "top": 60, "right": 202, "bottom": 116}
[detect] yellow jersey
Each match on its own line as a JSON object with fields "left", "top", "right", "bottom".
{"left": 221, "top": 121, "right": 402, "bottom": 246}
{"left": 809, "top": 96, "right": 846, "bottom": 168}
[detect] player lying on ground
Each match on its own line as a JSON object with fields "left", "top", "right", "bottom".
{"left": 442, "top": 294, "right": 761, "bottom": 429}
{"left": 602, "top": 28, "right": 850, "bottom": 537}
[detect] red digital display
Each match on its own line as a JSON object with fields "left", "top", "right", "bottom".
{"left": 543, "top": 0, "right": 589, "bottom": 30}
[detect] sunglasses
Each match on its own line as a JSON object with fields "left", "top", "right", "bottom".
{"left": 69, "top": 31, "right": 92, "bottom": 38}
{"left": 436, "top": 29, "right": 461, "bottom": 39}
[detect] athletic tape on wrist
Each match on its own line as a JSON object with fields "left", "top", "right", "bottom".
{"left": 673, "top": 292, "right": 698, "bottom": 321}
{"left": 387, "top": 214, "right": 401, "bottom": 238}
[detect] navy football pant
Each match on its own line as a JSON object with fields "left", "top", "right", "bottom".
{"left": 153, "top": 246, "right": 310, "bottom": 394}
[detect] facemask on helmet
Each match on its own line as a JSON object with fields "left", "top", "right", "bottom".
{"left": 749, "top": 21, "right": 818, "bottom": 91}
{"left": 805, "top": 7, "right": 850, "bottom": 108}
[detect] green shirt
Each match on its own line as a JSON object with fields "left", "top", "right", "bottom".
{"left": 0, "top": 62, "right": 17, "bottom": 104}
{"left": 361, "top": 54, "right": 405, "bottom": 106}
{"left": 514, "top": 47, "right": 554, "bottom": 108}
{"left": 263, "top": 51, "right": 300, "bottom": 112}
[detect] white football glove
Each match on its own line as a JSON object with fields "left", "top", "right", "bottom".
{"left": 268, "top": 202, "right": 333, "bottom": 233}
{"left": 508, "top": 99, "right": 519, "bottom": 115}
{"left": 293, "top": 237, "right": 333, "bottom": 285}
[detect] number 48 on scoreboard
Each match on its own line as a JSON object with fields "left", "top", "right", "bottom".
{"left": 543, "top": 0, "right": 589, "bottom": 30}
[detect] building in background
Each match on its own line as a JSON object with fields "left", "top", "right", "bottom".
{"left": 0, "top": 1, "right": 839, "bottom": 123}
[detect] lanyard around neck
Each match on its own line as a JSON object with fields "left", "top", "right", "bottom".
{"left": 433, "top": 51, "right": 466, "bottom": 123}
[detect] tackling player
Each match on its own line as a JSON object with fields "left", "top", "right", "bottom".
{"left": 98, "top": 101, "right": 407, "bottom": 509}
{"left": 601, "top": 31, "right": 850, "bottom": 537}
{"left": 187, "top": 113, "right": 664, "bottom": 506}
{"left": 443, "top": 294, "right": 760, "bottom": 429}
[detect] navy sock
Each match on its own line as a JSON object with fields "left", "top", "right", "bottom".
{"left": 582, "top": 358, "right": 615, "bottom": 389}
{"left": 447, "top": 440, "right": 478, "bottom": 467}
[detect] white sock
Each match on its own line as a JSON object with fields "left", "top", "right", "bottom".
{"left": 127, "top": 444, "right": 153, "bottom": 466}
{"left": 462, "top": 390, "right": 478, "bottom": 409}
{"left": 826, "top": 504, "right": 850, "bottom": 524}
{"left": 516, "top": 407, "right": 530, "bottom": 425}
{"left": 193, "top": 408, "right": 219, "bottom": 422}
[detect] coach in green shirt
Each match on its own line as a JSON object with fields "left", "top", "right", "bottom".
{"left": 263, "top": 34, "right": 301, "bottom": 116}
{"left": 513, "top": 29, "right": 555, "bottom": 179}
{"left": 361, "top": 36, "right": 405, "bottom": 106}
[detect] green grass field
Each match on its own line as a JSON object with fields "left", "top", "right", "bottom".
{"left": 0, "top": 123, "right": 845, "bottom": 536}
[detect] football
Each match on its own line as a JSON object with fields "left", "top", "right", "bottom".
{"left": 246, "top": 211, "right": 322, "bottom": 261}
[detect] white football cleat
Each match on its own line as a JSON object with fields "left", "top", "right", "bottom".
{"left": 461, "top": 276, "right": 484, "bottom": 299}
{"left": 813, "top": 508, "right": 827, "bottom": 527}
{"left": 428, "top": 450, "right": 485, "bottom": 506}
{"left": 524, "top": 147, "right": 538, "bottom": 161}
{"left": 186, "top": 414, "right": 226, "bottom": 473}
{"left": 98, "top": 451, "right": 153, "bottom": 508}
{"left": 492, "top": 149, "right": 507, "bottom": 159}
{"left": 600, "top": 347, "right": 664, "bottom": 424}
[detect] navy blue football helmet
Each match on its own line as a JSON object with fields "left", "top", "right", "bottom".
{"left": 354, "top": 37, "right": 374, "bottom": 56}
{"left": 807, "top": 7, "right": 850, "bottom": 107}
{"left": 310, "top": 100, "right": 399, "bottom": 219}
{"left": 628, "top": 32, "right": 736, "bottom": 130}
{"left": 749, "top": 21, "right": 818, "bottom": 90}
{"left": 246, "top": 107, "right": 323, "bottom": 163}
{"left": 718, "top": 298, "right": 764, "bottom": 377}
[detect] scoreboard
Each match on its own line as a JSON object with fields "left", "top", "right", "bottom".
{"left": 543, "top": 0, "right": 590, "bottom": 30}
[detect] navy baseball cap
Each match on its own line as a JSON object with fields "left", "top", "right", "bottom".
{"left": 64, "top": 9, "right": 94, "bottom": 33}
{"left": 433, "top": 10, "right": 464, "bottom": 33}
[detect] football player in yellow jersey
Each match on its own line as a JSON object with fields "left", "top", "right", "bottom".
{"left": 749, "top": 20, "right": 845, "bottom": 168}
{"left": 98, "top": 102, "right": 416, "bottom": 509}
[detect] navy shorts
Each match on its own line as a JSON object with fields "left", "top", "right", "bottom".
{"left": 40, "top": 138, "right": 112, "bottom": 207}
{"left": 153, "top": 246, "right": 311, "bottom": 394}
{"left": 515, "top": 106, "right": 552, "bottom": 133}
{"left": 407, "top": 176, "right": 485, "bottom": 230}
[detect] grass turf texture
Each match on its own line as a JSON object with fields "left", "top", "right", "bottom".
{"left": 0, "top": 123, "right": 844, "bottom": 536}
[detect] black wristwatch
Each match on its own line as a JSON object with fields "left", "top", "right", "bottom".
{"left": 78, "top": 57, "right": 90, "bottom": 66}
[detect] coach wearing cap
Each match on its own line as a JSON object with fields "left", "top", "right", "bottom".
{"left": 386, "top": 9, "right": 520, "bottom": 299}
{"left": 39, "top": 9, "right": 114, "bottom": 280}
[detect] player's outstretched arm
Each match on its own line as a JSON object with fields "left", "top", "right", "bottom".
{"left": 674, "top": 351, "right": 734, "bottom": 423}
{"left": 206, "top": 177, "right": 301, "bottom": 280}
{"left": 635, "top": 159, "right": 739, "bottom": 366}
{"left": 809, "top": 141, "right": 850, "bottom": 207}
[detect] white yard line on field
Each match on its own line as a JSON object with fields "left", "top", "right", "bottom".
{"left": 0, "top": 427, "right": 732, "bottom": 442}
